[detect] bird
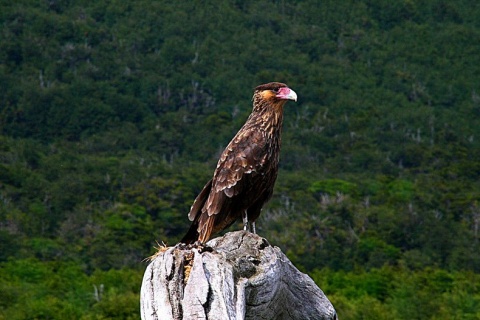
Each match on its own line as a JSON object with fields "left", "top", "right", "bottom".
{"left": 181, "top": 82, "right": 297, "bottom": 244}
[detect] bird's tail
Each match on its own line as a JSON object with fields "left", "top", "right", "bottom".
{"left": 180, "top": 222, "right": 199, "bottom": 244}
{"left": 181, "top": 179, "right": 213, "bottom": 244}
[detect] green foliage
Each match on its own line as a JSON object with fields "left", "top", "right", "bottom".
{"left": 1, "top": 0, "right": 480, "bottom": 317}
{"left": 309, "top": 179, "right": 359, "bottom": 197}
{"left": 0, "top": 259, "right": 141, "bottom": 319}
{"left": 386, "top": 179, "right": 415, "bottom": 202}
{"left": 312, "top": 266, "right": 480, "bottom": 320}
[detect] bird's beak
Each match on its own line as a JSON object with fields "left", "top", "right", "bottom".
{"left": 276, "top": 87, "right": 297, "bottom": 102}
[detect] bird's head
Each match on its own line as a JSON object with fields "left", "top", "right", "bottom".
{"left": 255, "top": 82, "right": 297, "bottom": 102}
{"left": 253, "top": 82, "right": 297, "bottom": 114}
{"left": 249, "top": 82, "right": 297, "bottom": 129}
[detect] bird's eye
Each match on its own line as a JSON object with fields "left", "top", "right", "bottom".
{"left": 272, "top": 88, "right": 279, "bottom": 93}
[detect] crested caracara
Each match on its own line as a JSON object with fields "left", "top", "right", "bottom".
{"left": 181, "top": 82, "right": 297, "bottom": 244}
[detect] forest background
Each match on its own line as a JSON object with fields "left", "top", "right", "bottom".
{"left": 1, "top": 1, "right": 480, "bottom": 319}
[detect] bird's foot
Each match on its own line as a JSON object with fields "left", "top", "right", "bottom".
{"left": 180, "top": 240, "right": 213, "bottom": 253}
{"left": 242, "top": 211, "right": 249, "bottom": 231}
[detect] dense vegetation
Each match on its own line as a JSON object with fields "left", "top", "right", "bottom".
{"left": 1, "top": 0, "right": 480, "bottom": 318}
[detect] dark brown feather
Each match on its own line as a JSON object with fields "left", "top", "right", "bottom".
{"left": 181, "top": 82, "right": 296, "bottom": 244}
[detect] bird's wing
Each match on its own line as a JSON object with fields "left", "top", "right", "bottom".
{"left": 205, "top": 127, "right": 268, "bottom": 217}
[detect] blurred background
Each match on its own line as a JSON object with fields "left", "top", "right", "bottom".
{"left": 1, "top": 1, "right": 479, "bottom": 319}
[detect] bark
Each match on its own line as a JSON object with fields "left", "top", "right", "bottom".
{"left": 140, "top": 230, "right": 337, "bottom": 320}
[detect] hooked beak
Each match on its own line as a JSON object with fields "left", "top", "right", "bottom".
{"left": 276, "top": 87, "right": 297, "bottom": 102}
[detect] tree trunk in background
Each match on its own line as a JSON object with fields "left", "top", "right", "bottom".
{"left": 140, "top": 231, "right": 337, "bottom": 320}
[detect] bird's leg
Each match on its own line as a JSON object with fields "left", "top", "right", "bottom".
{"left": 251, "top": 221, "right": 256, "bottom": 234}
{"left": 243, "top": 211, "right": 249, "bottom": 231}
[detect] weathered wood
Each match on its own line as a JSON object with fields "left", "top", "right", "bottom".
{"left": 140, "top": 231, "right": 337, "bottom": 320}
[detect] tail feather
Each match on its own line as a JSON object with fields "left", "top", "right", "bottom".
{"left": 180, "top": 222, "right": 199, "bottom": 244}
{"left": 181, "top": 179, "right": 213, "bottom": 244}
{"left": 188, "top": 179, "right": 212, "bottom": 221}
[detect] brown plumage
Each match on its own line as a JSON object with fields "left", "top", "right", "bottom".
{"left": 181, "top": 82, "right": 297, "bottom": 244}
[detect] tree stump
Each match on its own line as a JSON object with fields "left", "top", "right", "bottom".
{"left": 140, "top": 230, "right": 337, "bottom": 320}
